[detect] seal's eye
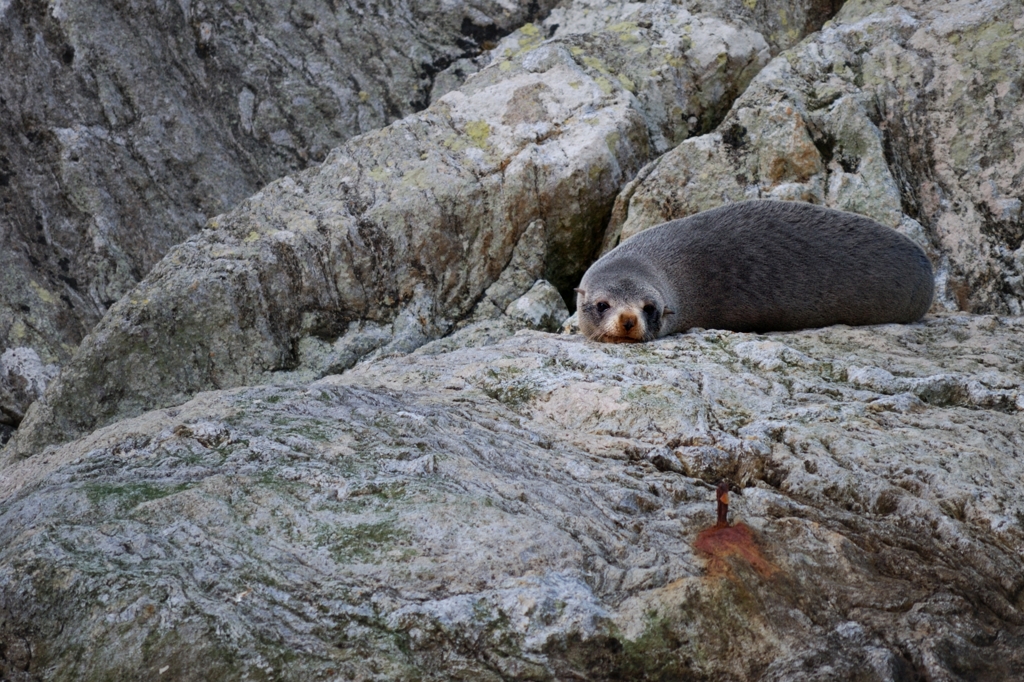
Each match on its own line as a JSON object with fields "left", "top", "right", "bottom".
{"left": 595, "top": 301, "right": 611, "bottom": 314}
{"left": 642, "top": 304, "right": 657, "bottom": 317}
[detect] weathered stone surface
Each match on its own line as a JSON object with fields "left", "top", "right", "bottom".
{"left": 0, "top": 0, "right": 557, "bottom": 415}
{"left": 0, "top": 347, "right": 57, "bottom": 444}
{"left": 608, "top": 0, "right": 1024, "bottom": 317}
{"left": 479, "top": 5, "right": 774, "bottom": 155}
{"left": 504, "top": 280, "right": 570, "bottom": 333}
{"left": 8, "top": 1, "right": 1024, "bottom": 677}
{"left": 5, "top": 0, "right": 811, "bottom": 457}
{"left": 432, "top": 0, "right": 845, "bottom": 108}
{"left": 546, "top": 0, "right": 845, "bottom": 53}
{"left": 2, "top": 314, "right": 1022, "bottom": 680}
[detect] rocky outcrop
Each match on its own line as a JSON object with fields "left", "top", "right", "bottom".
{"left": 0, "top": 0, "right": 558, "bottom": 417}
{"left": 4, "top": 0, "right": 845, "bottom": 457}
{"left": 4, "top": 0, "right": 1024, "bottom": 679}
{"left": 431, "top": 0, "right": 845, "bottom": 104}
{"left": 2, "top": 314, "right": 1023, "bottom": 680}
{"left": 607, "top": 0, "right": 1024, "bottom": 315}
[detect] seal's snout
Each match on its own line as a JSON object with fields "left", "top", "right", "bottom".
{"left": 601, "top": 308, "right": 647, "bottom": 342}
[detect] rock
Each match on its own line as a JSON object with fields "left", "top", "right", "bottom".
{"left": 467, "top": 219, "right": 549, "bottom": 323}
{"left": 0, "top": 0, "right": 559, "bottom": 401}
{"left": 562, "top": 310, "right": 581, "bottom": 335}
{"left": 10, "top": 0, "right": 1024, "bottom": 677}
{"left": 429, "top": 0, "right": 842, "bottom": 108}
{"left": 2, "top": 314, "right": 1022, "bottom": 679}
{"left": 487, "top": 5, "right": 773, "bottom": 155}
{"left": 0, "top": 348, "right": 58, "bottom": 443}
{"left": 504, "top": 280, "right": 570, "bottom": 333}
{"left": 5, "top": 0, "right": 830, "bottom": 457}
{"left": 608, "top": 0, "right": 1024, "bottom": 317}
{"left": 541, "top": 0, "right": 843, "bottom": 56}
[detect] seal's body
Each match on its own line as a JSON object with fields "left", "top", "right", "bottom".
{"left": 576, "top": 200, "right": 934, "bottom": 342}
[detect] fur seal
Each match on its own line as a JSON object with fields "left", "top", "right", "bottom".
{"left": 575, "top": 200, "right": 934, "bottom": 342}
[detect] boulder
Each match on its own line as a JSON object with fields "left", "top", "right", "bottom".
{"left": 0, "top": 0, "right": 559, "bottom": 418}
{"left": 2, "top": 315, "right": 1022, "bottom": 679}
{"left": 6, "top": 0, "right": 822, "bottom": 457}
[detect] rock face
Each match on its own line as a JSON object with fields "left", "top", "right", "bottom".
{"left": 4, "top": 0, "right": 1024, "bottom": 679}
{"left": 431, "top": 0, "right": 845, "bottom": 106}
{"left": 2, "top": 315, "right": 1023, "bottom": 680}
{"left": 0, "top": 348, "right": 57, "bottom": 444}
{"left": 6, "top": 0, "right": 845, "bottom": 456}
{"left": 0, "top": 0, "right": 557, "bottom": 408}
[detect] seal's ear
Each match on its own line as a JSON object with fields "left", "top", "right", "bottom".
{"left": 574, "top": 288, "right": 586, "bottom": 297}
{"left": 663, "top": 308, "right": 675, "bottom": 316}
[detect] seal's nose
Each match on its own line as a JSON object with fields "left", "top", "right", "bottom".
{"left": 620, "top": 313, "right": 636, "bottom": 331}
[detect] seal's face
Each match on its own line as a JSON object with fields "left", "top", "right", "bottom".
{"left": 575, "top": 286, "right": 668, "bottom": 343}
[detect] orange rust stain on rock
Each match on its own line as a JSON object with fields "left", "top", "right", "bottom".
{"left": 694, "top": 523, "right": 778, "bottom": 579}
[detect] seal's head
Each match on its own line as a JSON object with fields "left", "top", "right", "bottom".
{"left": 575, "top": 276, "right": 673, "bottom": 343}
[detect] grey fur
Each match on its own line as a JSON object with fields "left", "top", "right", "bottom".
{"left": 577, "top": 200, "right": 934, "bottom": 340}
